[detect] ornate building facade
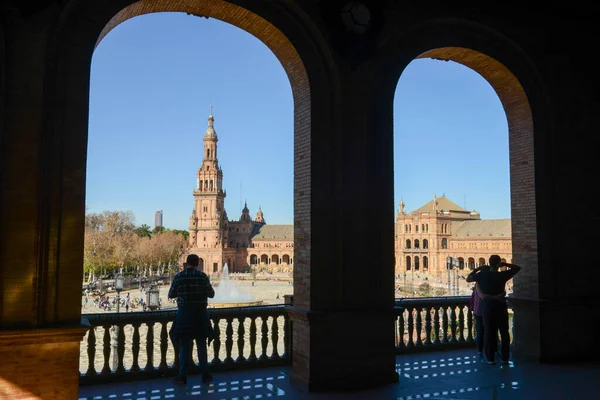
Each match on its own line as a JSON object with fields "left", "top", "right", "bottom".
{"left": 187, "top": 111, "right": 294, "bottom": 274}
{"left": 395, "top": 194, "right": 512, "bottom": 280}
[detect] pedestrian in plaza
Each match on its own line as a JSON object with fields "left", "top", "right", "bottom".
{"left": 168, "top": 255, "right": 215, "bottom": 385}
{"left": 466, "top": 255, "right": 521, "bottom": 365}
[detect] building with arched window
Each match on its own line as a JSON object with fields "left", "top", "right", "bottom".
{"left": 395, "top": 194, "right": 512, "bottom": 279}
{"left": 187, "top": 112, "right": 293, "bottom": 274}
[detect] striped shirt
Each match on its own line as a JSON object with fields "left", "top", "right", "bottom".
{"left": 168, "top": 267, "right": 215, "bottom": 307}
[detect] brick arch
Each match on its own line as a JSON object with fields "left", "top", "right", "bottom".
{"left": 41, "top": 0, "right": 338, "bottom": 323}
{"left": 374, "top": 18, "right": 551, "bottom": 304}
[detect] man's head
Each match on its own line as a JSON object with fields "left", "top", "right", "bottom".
{"left": 489, "top": 255, "right": 502, "bottom": 270}
{"left": 186, "top": 254, "right": 200, "bottom": 268}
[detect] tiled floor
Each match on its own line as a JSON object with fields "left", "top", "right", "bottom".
{"left": 79, "top": 349, "right": 600, "bottom": 399}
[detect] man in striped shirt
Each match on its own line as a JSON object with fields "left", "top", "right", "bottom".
{"left": 169, "top": 254, "right": 215, "bottom": 385}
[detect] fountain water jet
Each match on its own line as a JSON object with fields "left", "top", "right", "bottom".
{"left": 210, "top": 263, "right": 262, "bottom": 308}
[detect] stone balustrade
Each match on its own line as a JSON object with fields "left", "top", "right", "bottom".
{"left": 395, "top": 296, "right": 514, "bottom": 353}
{"left": 80, "top": 305, "right": 290, "bottom": 385}
{"left": 79, "top": 297, "right": 513, "bottom": 385}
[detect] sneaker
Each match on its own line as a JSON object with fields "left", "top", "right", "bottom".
{"left": 171, "top": 375, "right": 187, "bottom": 385}
{"left": 202, "top": 373, "right": 213, "bottom": 383}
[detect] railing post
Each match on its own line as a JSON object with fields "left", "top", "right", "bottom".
{"left": 271, "top": 314, "right": 280, "bottom": 360}
{"left": 407, "top": 308, "right": 415, "bottom": 348}
{"left": 259, "top": 317, "right": 269, "bottom": 360}
{"left": 397, "top": 309, "right": 405, "bottom": 351}
{"left": 116, "top": 323, "right": 126, "bottom": 374}
{"left": 424, "top": 306, "right": 432, "bottom": 346}
{"left": 224, "top": 317, "right": 234, "bottom": 364}
{"left": 432, "top": 305, "right": 441, "bottom": 345}
{"left": 236, "top": 316, "right": 246, "bottom": 363}
{"left": 441, "top": 307, "right": 449, "bottom": 344}
{"left": 466, "top": 307, "right": 473, "bottom": 343}
{"left": 159, "top": 322, "right": 169, "bottom": 372}
{"left": 101, "top": 325, "right": 112, "bottom": 376}
{"left": 248, "top": 317, "right": 257, "bottom": 362}
{"left": 457, "top": 306, "right": 465, "bottom": 342}
{"left": 85, "top": 327, "right": 97, "bottom": 377}
{"left": 211, "top": 317, "right": 222, "bottom": 365}
{"left": 145, "top": 322, "right": 155, "bottom": 372}
{"left": 131, "top": 323, "right": 141, "bottom": 372}
{"left": 449, "top": 306, "right": 458, "bottom": 343}
{"left": 415, "top": 308, "right": 423, "bottom": 347}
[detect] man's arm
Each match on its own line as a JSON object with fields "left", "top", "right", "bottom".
{"left": 466, "top": 267, "right": 482, "bottom": 283}
{"left": 168, "top": 276, "right": 178, "bottom": 299}
{"left": 500, "top": 262, "right": 521, "bottom": 278}
{"left": 206, "top": 276, "right": 215, "bottom": 299}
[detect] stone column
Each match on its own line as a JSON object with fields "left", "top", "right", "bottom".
{"left": 0, "top": 5, "right": 86, "bottom": 398}
{"left": 288, "top": 67, "right": 398, "bottom": 391}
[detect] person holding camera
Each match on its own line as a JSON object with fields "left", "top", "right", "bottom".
{"left": 467, "top": 255, "right": 521, "bottom": 365}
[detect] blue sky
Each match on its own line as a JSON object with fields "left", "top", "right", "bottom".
{"left": 88, "top": 12, "right": 510, "bottom": 230}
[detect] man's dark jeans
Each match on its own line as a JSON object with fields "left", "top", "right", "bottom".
{"left": 474, "top": 314, "right": 484, "bottom": 353}
{"left": 481, "top": 299, "right": 510, "bottom": 362}
{"left": 179, "top": 336, "right": 209, "bottom": 377}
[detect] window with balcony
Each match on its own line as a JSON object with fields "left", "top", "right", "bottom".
{"left": 414, "top": 239, "right": 420, "bottom": 249}
{"left": 423, "top": 239, "right": 428, "bottom": 249}
{"left": 406, "top": 239, "right": 411, "bottom": 249}
{"left": 414, "top": 256, "right": 420, "bottom": 271}
{"left": 441, "top": 238, "right": 448, "bottom": 249}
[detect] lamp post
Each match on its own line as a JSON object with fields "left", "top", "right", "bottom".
{"left": 452, "top": 258, "right": 459, "bottom": 296}
{"left": 115, "top": 272, "right": 124, "bottom": 314}
{"left": 111, "top": 271, "right": 124, "bottom": 370}
{"left": 146, "top": 284, "right": 160, "bottom": 311}
{"left": 446, "top": 256, "right": 452, "bottom": 295}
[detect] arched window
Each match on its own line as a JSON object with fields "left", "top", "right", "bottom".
{"left": 423, "top": 256, "right": 428, "bottom": 270}
{"left": 250, "top": 255, "right": 258, "bottom": 265}
{"left": 206, "top": 149, "right": 210, "bottom": 158}
{"left": 478, "top": 258, "right": 486, "bottom": 266}
{"left": 468, "top": 258, "right": 475, "bottom": 270}
{"left": 405, "top": 224, "right": 408, "bottom": 232}
{"left": 421, "top": 224, "right": 425, "bottom": 232}
{"left": 441, "top": 238, "right": 448, "bottom": 249}
{"left": 406, "top": 256, "right": 411, "bottom": 271}
{"left": 426, "top": 224, "right": 429, "bottom": 233}
{"left": 415, "top": 224, "right": 419, "bottom": 233}
{"left": 414, "top": 239, "right": 420, "bottom": 249}
{"left": 405, "top": 239, "right": 411, "bottom": 249}
{"left": 414, "top": 256, "right": 420, "bottom": 271}
{"left": 459, "top": 258, "right": 465, "bottom": 270}
{"left": 209, "top": 180, "right": 213, "bottom": 191}
{"left": 423, "top": 239, "right": 428, "bottom": 249}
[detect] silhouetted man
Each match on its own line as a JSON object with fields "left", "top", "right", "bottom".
{"left": 168, "top": 254, "right": 215, "bottom": 385}
{"left": 466, "top": 255, "right": 521, "bottom": 365}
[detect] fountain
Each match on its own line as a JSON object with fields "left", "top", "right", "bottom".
{"left": 209, "top": 264, "right": 263, "bottom": 308}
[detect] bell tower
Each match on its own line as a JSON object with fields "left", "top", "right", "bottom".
{"left": 190, "top": 107, "right": 227, "bottom": 249}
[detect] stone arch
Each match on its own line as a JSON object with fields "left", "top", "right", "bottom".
{"left": 272, "top": 254, "right": 280, "bottom": 265}
{"left": 282, "top": 254, "right": 290, "bottom": 264}
{"left": 375, "top": 18, "right": 549, "bottom": 307}
{"left": 41, "top": 0, "right": 339, "bottom": 321}
{"left": 260, "top": 254, "right": 269, "bottom": 264}
{"left": 250, "top": 254, "right": 258, "bottom": 265}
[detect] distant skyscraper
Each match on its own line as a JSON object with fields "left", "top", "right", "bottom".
{"left": 154, "top": 210, "right": 163, "bottom": 228}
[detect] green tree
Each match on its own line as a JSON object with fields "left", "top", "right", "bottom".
{"left": 152, "top": 225, "right": 165, "bottom": 235}
{"left": 134, "top": 224, "right": 152, "bottom": 238}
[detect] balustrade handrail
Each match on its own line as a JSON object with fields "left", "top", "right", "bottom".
{"left": 83, "top": 305, "right": 287, "bottom": 326}
{"left": 395, "top": 296, "right": 471, "bottom": 308}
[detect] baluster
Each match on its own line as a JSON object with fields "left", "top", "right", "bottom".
{"left": 211, "top": 317, "right": 222, "bottom": 365}
{"left": 458, "top": 306, "right": 465, "bottom": 342}
{"left": 117, "top": 324, "right": 126, "bottom": 374}
{"left": 248, "top": 317, "right": 257, "bottom": 362}
{"left": 449, "top": 306, "right": 458, "bottom": 343}
{"left": 282, "top": 313, "right": 291, "bottom": 360}
{"left": 441, "top": 307, "right": 449, "bottom": 344}
{"left": 406, "top": 308, "right": 415, "bottom": 347}
{"left": 101, "top": 325, "right": 112, "bottom": 376}
{"left": 145, "top": 322, "right": 154, "bottom": 371}
{"left": 397, "top": 310, "right": 405, "bottom": 350}
{"left": 271, "top": 314, "right": 280, "bottom": 360}
{"left": 259, "top": 317, "right": 269, "bottom": 360}
{"left": 424, "top": 307, "right": 432, "bottom": 346}
{"left": 173, "top": 322, "right": 180, "bottom": 369}
{"left": 131, "top": 323, "right": 141, "bottom": 372}
{"left": 432, "top": 306, "right": 441, "bottom": 345}
{"left": 86, "top": 327, "right": 97, "bottom": 377}
{"left": 466, "top": 307, "right": 473, "bottom": 342}
{"left": 415, "top": 308, "right": 423, "bottom": 346}
{"left": 236, "top": 316, "right": 246, "bottom": 363}
{"left": 224, "top": 318, "right": 234, "bottom": 364}
{"left": 159, "top": 322, "right": 169, "bottom": 371}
